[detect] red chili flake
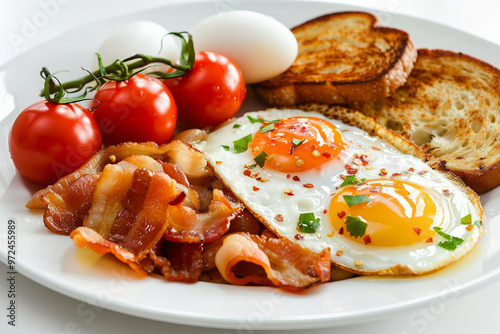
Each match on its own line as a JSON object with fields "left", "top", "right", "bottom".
{"left": 379, "top": 168, "right": 388, "bottom": 176}
{"left": 336, "top": 250, "right": 344, "bottom": 256}
{"left": 417, "top": 171, "right": 428, "bottom": 176}
{"left": 275, "top": 214, "right": 284, "bottom": 222}
{"left": 372, "top": 146, "right": 381, "bottom": 151}
{"left": 253, "top": 186, "right": 260, "bottom": 191}
{"left": 323, "top": 209, "right": 328, "bottom": 214}
{"left": 250, "top": 172, "right": 259, "bottom": 179}
{"left": 337, "top": 211, "right": 346, "bottom": 219}
{"left": 303, "top": 183, "right": 314, "bottom": 188}
{"left": 413, "top": 226, "right": 422, "bottom": 235}
{"left": 283, "top": 189, "right": 294, "bottom": 196}
{"left": 466, "top": 225, "right": 474, "bottom": 231}
{"left": 169, "top": 192, "right": 186, "bottom": 206}
{"left": 362, "top": 235, "right": 372, "bottom": 244}
{"left": 286, "top": 174, "right": 291, "bottom": 179}
{"left": 391, "top": 173, "right": 401, "bottom": 177}
{"left": 442, "top": 189, "right": 451, "bottom": 197}
{"left": 289, "top": 144, "right": 297, "bottom": 155}
{"left": 243, "top": 169, "right": 252, "bottom": 176}
{"left": 339, "top": 174, "right": 347, "bottom": 180}
{"left": 370, "top": 186, "right": 381, "bottom": 193}
{"left": 352, "top": 153, "right": 369, "bottom": 166}
{"left": 216, "top": 161, "right": 222, "bottom": 165}
{"left": 339, "top": 227, "right": 344, "bottom": 235}
{"left": 347, "top": 167, "right": 358, "bottom": 175}
{"left": 408, "top": 167, "right": 415, "bottom": 172}
{"left": 322, "top": 152, "right": 332, "bottom": 158}
{"left": 293, "top": 175, "right": 300, "bottom": 182}
{"left": 295, "top": 234, "right": 304, "bottom": 240}
{"left": 425, "top": 237, "right": 433, "bottom": 243}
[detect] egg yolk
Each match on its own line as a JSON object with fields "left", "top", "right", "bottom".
{"left": 249, "top": 116, "right": 346, "bottom": 172}
{"left": 329, "top": 179, "right": 443, "bottom": 247}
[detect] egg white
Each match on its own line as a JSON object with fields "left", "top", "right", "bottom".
{"left": 194, "top": 109, "right": 483, "bottom": 275}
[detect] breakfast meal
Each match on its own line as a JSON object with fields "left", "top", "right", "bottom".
{"left": 8, "top": 8, "right": 497, "bottom": 291}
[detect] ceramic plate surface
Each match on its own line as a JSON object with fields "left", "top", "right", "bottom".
{"left": 1, "top": 0, "right": 500, "bottom": 330}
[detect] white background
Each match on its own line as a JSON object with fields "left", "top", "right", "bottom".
{"left": 1, "top": 0, "right": 500, "bottom": 333}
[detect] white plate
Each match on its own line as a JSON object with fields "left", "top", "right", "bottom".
{"left": 1, "top": 0, "right": 500, "bottom": 330}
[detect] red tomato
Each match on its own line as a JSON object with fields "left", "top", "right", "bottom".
{"left": 91, "top": 74, "right": 177, "bottom": 146}
{"left": 163, "top": 51, "right": 246, "bottom": 129}
{"left": 9, "top": 101, "right": 102, "bottom": 186}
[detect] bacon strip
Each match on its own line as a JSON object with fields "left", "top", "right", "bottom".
{"left": 215, "top": 233, "right": 331, "bottom": 290}
{"left": 42, "top": 174, "right": 99, "bottom": 235}
{"left": 27, "top": 141, "right": 211, "bottom": 209}
{"left": 164, "top": 189, "right": 243, "bottom": 243}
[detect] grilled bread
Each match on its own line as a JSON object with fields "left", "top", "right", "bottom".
{"left": 253, "top": 11, "right": 417, "bottom": 106}
{"left": 356, "top": 49, "right": 500, "bottom": 193}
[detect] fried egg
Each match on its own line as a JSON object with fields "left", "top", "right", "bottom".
{"left": 194, "top": 109, "right": 484, "bottom": 275}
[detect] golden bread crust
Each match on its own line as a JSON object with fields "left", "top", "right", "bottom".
{"left": 253, "top": 12, "right": 417, "bottom": 105}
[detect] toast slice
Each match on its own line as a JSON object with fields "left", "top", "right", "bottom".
{"left": 253, "top": 11, "right": 417, "bottom": 106}
{"left": 357, "top": 49, "right": 500, "bottom": 193}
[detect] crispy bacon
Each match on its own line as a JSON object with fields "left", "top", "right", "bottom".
{"left": 42, "top": 174, "right": 99, "bottom": 235}
{"left": 164, "top": 189, "right": 243, "bottom": 243}
{"left": 215, "top": 233, "right": 331, "bottom": 290}
{"left": 26, "top": 141, "right": 212, "bottom": 209}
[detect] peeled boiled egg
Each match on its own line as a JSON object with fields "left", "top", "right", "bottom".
{"left": 93, "top": 20, "right": 179, "bottom": 74}
{"left": 190, "top": 10, "right": 298, "bottom": 84}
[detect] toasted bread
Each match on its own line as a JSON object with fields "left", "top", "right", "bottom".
{"left": 356, "top": 49, "right": 500, "bottom": 193}
{"left": 253, "top": 11, "right": 417, "bottom": 106}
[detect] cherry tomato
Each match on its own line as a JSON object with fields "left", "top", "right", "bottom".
{"left": 163, "top": 51, "right": 246, "bottom": 129}
{"left": 9, "top": 101, "right": 102, "bottom": 186}
{"left": 90, "top": 74, "right": 177, "bottom": 146}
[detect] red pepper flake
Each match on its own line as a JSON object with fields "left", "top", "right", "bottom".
{"left": 252, "top": 186, "right": 260, "bottom": 191}
{"left": 442, "top": 189, "right": 451, "bottom": 197}
{"left": 286, "top": 174, "right": 291, "bottom": 179}
{"left": 250, "top": 172, "right": 259, "bottom": 179}
{"left": 289, "top": 144, "right": 297, "bottom": 155}
{"left": 391, "top": 173, "right": 401, "bottom": 177}
{"left": 418, "top": 171, "right": 428, "bottom": 176}
{"left": 336, "top": 250, "right": 343, "bottom": 256}
{"left": 362, "top": 234, "right": 372, "bottom": 244}
{"left": 466, "top": 225, "right": 474, "bottom": 231}
{"left": 372, "top": 146, "right": 381, "bottom": 151}
{"left": 345, "top": 164, "right": 358, "bottom": 174}
{"left": 379, "top": 168, "right": 388, "bottom": 176}
{"left": 216, "top": 161, "right": 222, "bottom": 165}
{"left": 339, "top": 227, "right": 344, "bottom": 235}
{"left": 322, "top": 151, "right": 332, "bottom": 158}
{"left": 243, "top": 169, "right": 252, "bottom": 177}
{"left": 303, "top": 183, "right": 314, "bottom": 188}
{"left": 370, "top": 186, "right": 381, "bottom": 193}
{"left": 294, "top": 234, "right": 304, "bottom": 240}
{"left": 408, "top": 167, "right": 415, "bottom": 172}
{"left": 337, "top": 211, "right": 346, "bottom": 219}
{"left": 275, "top": 214, "right": 284, "bottom": 222}
{"left": 323, "top": 209, "right": 328, "bottom": 214}
{"left": 352, "top": 153, "right": 369, "bottom": 166}
{"left": 425, "top": 237, "right": 433, "bottom": 243}
{"left": 413, "top": 226, "right": 422, "bottom": 235}
{"left": 339, "top": 174, "right": 347, "bottom": 180}
{"left": 292, "top": 175, "right": 300, "bottom": 182}
{"left": 283, "top": 189, "right": 294, "bottom": 196}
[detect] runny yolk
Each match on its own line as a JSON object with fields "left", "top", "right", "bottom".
{"left": 249, "top": 116, "right": 346, "bottom": 172}
{"left": 329, "top": 179, "right": 443, "bottom": 247}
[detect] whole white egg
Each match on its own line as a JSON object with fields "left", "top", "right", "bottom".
{"left": 190, "top": 10, "right": 298, "bottom": 84}
{"left": 93, "top": 20, "right": 179, "bottom": 74}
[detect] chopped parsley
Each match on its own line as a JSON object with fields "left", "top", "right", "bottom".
{"left": 221, "top": 145, "right": 230, "bottom": 151}
{"left": 254, "top": 151, "right": 268, "bottom": 168}
{"left": 297, "top": 213, "right": 320, "bottom": 233}
{"left": 460, "top": 213, "right": 482, "bottom": 226}
{"left": 233, "top": 134, "right": 253, "bottom": 153}
{"left": 339, "top": 175, "right": 366, "bottom": 188}
{"left": 345, "top": 216, "right": 367, "bottom": 238}
{"left": 260, "top": 123, "right": 275, "bottom": 133}
{"left": 292, "top": 138, "right": 304, "bottom": 146}
{"left": 247, "top": 116, "right": 280, "bottom": 124}
{"left": 433, "top": 226, "right": 464, "bottom": 251}
{"left": 343, "top": 194, "right": 370, "bottom": 207}
{"left": 233, "top": 124, "right": 241, "bottom": 129}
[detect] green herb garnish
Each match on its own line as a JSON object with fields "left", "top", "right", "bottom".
{"left": 345, "top": 216, "right": 367, "bottom": 238}
{"left": 233, "top": 134, "right": 253, "bottom": 153}
{"left": 221, "top": 145, "right": 230, "bottom": 151}
{"left": 339, "top": 175, "right": 366, "bottom": 188}
{"left": 233, "top": 124, "right": 241, "bottom": 129}
{"left": 297, "top": 213, "right": 321, "bottom": 233}
{"left": 343, "top": 195, "right": 370, "bottom": 207}
{"left": 460, "top": 214, "right": 482, "bottom": 226}
{"left": 292, "top": 138, "right": 304, "bottom": 146}
{"left": 254, "top": 151, "right": 268, "bottom": 168}
{"left": 260, "top": 123, "right": 275, "bottom": 133}
{"left": 433, "top": 227, "right": 464, "bottom": 251}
